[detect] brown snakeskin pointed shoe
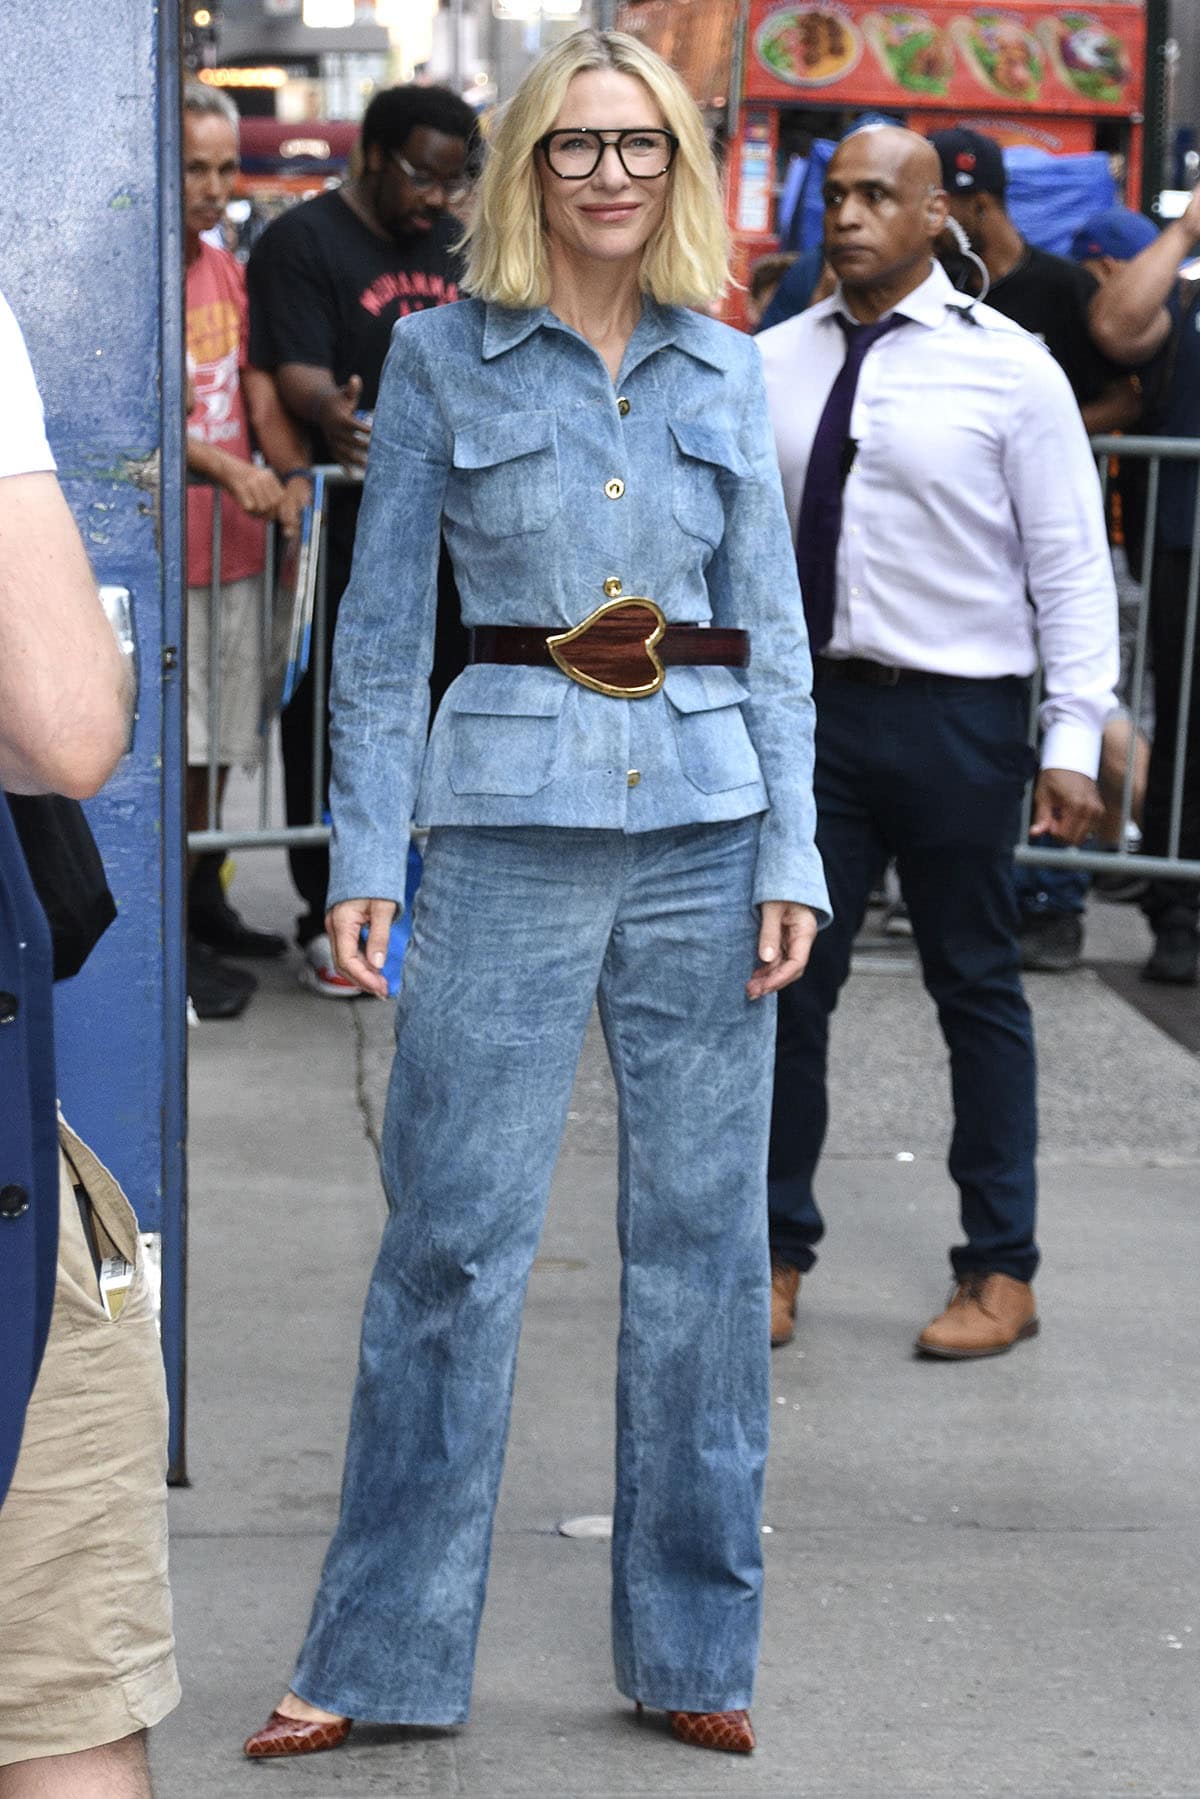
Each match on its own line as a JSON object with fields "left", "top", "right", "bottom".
{"left": 635, "top": 1702, "right": 756, "bottom": 1754}
{"left": 242, "top": 1710, "right": 353, "bottom": 1758}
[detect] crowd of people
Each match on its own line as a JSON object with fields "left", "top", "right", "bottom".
{"left": 183, "top": 78, "right": 477, "bottom": 1015}
{"left": 750, "top": 129, "right": 1200, "bottom": 990}
{"left": 4, "top": 25, "right": 1200, "bottom": 1790}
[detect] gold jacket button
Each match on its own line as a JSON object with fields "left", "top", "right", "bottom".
{"left": 603, "top": 577, "right": 623, "bottom": 597}
{"left": 627, "top": 769, "right": 641, "bottom": 787}
{"left": 617, "top": 396, "right": 631, "bottom": 417}
{"left": 604, "top": 478, "right": 625, "bottom": 500}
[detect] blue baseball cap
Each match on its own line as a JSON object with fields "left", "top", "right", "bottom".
{"left": 1070, "top": 208, "right": 1159, "bottom": 263}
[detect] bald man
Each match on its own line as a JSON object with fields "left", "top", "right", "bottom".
{"left": 758, "top": 127, "right": 1118, "bottom": 1359}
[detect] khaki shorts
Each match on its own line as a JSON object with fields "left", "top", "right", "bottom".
{"left": 187, "top": 573, "right": 266, "bottom": 771}
{"left": 0, "top": 1122, "right": 180, "bottom": 1768}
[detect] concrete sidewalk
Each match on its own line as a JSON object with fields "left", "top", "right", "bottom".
{"left": 156, "top": 847, "right": 1200, "bottom": 1798}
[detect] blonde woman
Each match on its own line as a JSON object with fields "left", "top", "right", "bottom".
{"left": 244, "top": 28, "right": 828, "bottom": 1764}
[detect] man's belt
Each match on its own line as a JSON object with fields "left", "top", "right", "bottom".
{"left": 816, "top": 655, "right": 965, "bottom": 689}
{"left": 469, "top": 598, "right": 749, "bottom": 700}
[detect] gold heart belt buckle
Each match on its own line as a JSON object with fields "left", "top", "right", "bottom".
{"left": 546, "top": 597, "right": 667, "bottom": 699}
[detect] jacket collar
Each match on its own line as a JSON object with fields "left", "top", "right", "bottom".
{"left": 481, "top": 304, "right": 545, "bottom": 360}
{"left": 481, "top": 298, "right": 736, "bottom": 372}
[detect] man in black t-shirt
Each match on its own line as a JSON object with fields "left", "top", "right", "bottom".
{"left": 930, "top": 128, "right": 1135, "bottom": 435}
{"left": 247, "top": 84, "right": 476, "bottom": 994}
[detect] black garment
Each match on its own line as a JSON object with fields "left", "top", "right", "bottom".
{"left": 1140, "top": 547, "right": 1200, "bottom": 932}
{"left": 768, "top": 668, "right": 1039, "bottom": 1285}
{"left": 247, "top": 189, "right": 465, "bottom": 572}
{"left": 247, "top": 190, "right": 468, "bottom": 942}
{"left": 1152, "top": 286, "right": 1200, "bottom": 553}
{"left": 6, "top": 795, "right": 116, "bottom": 981}
{"left": 247, "top": 189, "right": 462, "bottom": 426}
{"left": 1102, "top": 300, "right": 1184, "bottom": 571}
{"left": 985, "top": 243, "right": 1120, "bottom": 409}
{"left": 1136, "top": 297, "right": 1200, "bottom": 938}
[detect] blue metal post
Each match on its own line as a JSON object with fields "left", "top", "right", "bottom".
{"left": 0, "top": 2, "right": 189, "bottom": 1479}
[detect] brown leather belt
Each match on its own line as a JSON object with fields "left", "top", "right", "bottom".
{"left": 469, "top": 598, "right": 750, "bottom": 701}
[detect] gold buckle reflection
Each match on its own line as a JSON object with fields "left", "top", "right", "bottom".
{"left": 546, "top": 597, "right": 667, "bottom": 699}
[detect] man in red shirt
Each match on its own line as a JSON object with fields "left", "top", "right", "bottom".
{"left": 183, "top": 84, "right": 312, "bottom": 1018}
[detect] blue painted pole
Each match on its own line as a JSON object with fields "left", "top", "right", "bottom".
{"left": 0, "top": 1, "right": 189, "bottom": 1479}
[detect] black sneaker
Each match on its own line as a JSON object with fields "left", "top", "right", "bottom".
{"left": 1142, "top": 925, "right": 1200, "bottom": 986}
{"left": 1019, "top": 912, "right": 1084, "bottom": 973}
{"left": 189, "top": 895, "right": 287, "bottom": 960}
{"left": 187, "top": 940, "right": 257, "bottom": 1020}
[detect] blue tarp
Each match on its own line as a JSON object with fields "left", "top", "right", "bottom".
{"left": 1003, "top": 147, "right": 1116, "bottom": 257}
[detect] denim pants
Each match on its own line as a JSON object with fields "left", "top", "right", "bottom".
{"left": 768, "top": 670, "right": 1039, "bottom": 1284}
{"left": 292, "top": 819, "right": 774, "bottom": 1722}
{"left": 1015, "top": 833, "right": 1090, "bottom": 919}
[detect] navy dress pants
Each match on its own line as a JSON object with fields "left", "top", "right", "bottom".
{"left": 769, "top": 667, "right": 1040, "bottom": 1284}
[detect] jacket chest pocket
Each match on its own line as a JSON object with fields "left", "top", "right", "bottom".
{"left": 447, "top": 678, "right": 568, "bottom": 797}
{"left": 669, "top": 419, "right": 748, "bottom": 548}
{"left": 446, "top": 411, "right": 559, "bottom": 538}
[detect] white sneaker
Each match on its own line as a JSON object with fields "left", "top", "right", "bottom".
{"left": 298, "top": 932, "right": 361, "bottom": 999}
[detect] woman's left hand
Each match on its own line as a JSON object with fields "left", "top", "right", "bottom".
{"left": 746, "top": 901, "right": 819, "bottom": 1001}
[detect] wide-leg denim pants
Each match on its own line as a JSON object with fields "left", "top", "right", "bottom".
{"left": 292, "top": 818, "right": 774, "bottom": 1723}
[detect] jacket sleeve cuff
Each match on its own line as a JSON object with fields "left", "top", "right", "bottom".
{"left": 751, "top": 841, "right": 832, "bottom": 930}
{"left": 327, "top": 831, "right": 410, "bottom": 915}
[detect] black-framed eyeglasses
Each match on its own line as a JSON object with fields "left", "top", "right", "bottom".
{"left": 538, "top": 128, "right": 679, "bottom": 181}
{"left": 388, "top": 149, "right": 472, "bottom": 205}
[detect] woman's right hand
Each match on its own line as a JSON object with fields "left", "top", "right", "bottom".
{"left": 327, "top": 897, "right": 398, "bottom": 998}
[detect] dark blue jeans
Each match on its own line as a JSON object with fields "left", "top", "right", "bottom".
{"left": 769, "top": 669, "right": 1040, "bottom": 1284}
{"left": 1016, "top": 834, "right": 1089, "bottom": 919}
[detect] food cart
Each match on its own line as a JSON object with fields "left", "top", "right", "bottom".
{"left": 620, "top": 1, "right": 1151, "bottom": 327}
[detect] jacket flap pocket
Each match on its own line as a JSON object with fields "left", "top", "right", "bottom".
{"left": 452, "top": 411, "right": 557, "bottom": 470}
{"left": 446, "top": 666, "right": 570, "bottom": 718}
{"left": 668, "top": 419, "right": 748, "bottom": 477}
{"left": 663, "top": 665, "right": 752, "bottom": 713}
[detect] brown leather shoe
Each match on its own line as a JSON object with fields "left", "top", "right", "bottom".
{"left": 915, "top": 1272, "right": 1038, "bottom": 1359}
{"left": 243, "top": 1710, "right": 353, "bottom": 1758}
{"left": 668, "top": 1709, "right": 756, "bottom": 1753}
{"left": 636, "top": 1702, "right": 755, "bottom": 1754}
{"left": 770, "top": 1260, "right": 801, "bottom": 1347}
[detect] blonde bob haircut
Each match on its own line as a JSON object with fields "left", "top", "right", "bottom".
{"left": 461, "top": 30, "right": 730, "bottom": 310}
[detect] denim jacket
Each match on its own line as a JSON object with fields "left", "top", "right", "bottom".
{"left": 328, "top": 296, "right": 829, "bottom": 923}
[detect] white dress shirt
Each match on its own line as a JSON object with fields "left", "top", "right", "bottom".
{"left": 757, "top": 261, "right": 1118, "bottom": 776}
{"left": 0, "top": 293, "right": 55, "bottom": 479}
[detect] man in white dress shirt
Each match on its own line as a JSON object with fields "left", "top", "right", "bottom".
{"left": 758, "top": 127, "right": 1118, "bottom": 1359}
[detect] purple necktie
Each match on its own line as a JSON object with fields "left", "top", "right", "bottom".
{"left": 795, "top": 313, "right": 908, "bottom": 652}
